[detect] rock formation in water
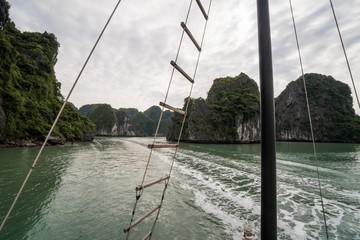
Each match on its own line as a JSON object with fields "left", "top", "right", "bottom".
{"left": 82, "top": 104, "right": 173, "bottom": 137}
{"left": 0, "top": 0, "right": 96, "bottom": 146}
{"left": 167, "top": 73, "right": 261, "bottom": 143}
{"left": 275, "top": 73, "right": 360, "bottom": 142}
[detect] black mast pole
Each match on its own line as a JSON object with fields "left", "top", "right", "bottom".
{"left": 256, "top": 0, "right": 277, "bottom": 239}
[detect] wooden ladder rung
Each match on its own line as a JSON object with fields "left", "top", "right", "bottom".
{"left": 196, "top": 0, "right": 208, "bottom": 20}
{"left": 124, "top": 205, "right": 161, "bottom": 233}
{"left": 181, "top": 22, "right": 202, "bottom": 52}
{"left": 136, "top": 175, "right": 170, "bottom": 191}
{"left": 170, "top": 61, "right": 194, "bottom": 84}
{"left": 160, "top": 102, "right": 186, "bottom": 115}
{"left": 142, "top": 231, "right": 152, "bottom": 240}
{"left": 147, "top": 144, "right": 178, "bottom": 149}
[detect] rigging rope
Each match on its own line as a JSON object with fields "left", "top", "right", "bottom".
{"left": 288, "top": 0, "right": 329, "bottom": 238}
{"left": 0, "top": 0, "right": 123, "bottom": 232}
{"left": 328, "top": 0, "right": 360, "bottom": 111}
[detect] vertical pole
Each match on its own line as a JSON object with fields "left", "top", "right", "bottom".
{"left": 256, "top": 0, "right": 277, "bottom": 239}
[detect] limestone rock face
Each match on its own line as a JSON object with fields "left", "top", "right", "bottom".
{"left": 275, "top": 73, "right": 360, "bottom": 143}
{"left": 89, "top": 104, "right": 136, "bottom": 136}
{"left": 96, "top": 123, "right": 118, "bottom": 136}
{"left": 117, "top": 116, "right": 136, "bottom": 136}
{"left": 235, "top": 113, "right": 260, "bottom": 143}
{"left": 167, "top": 73, "right": 261, "bottom": 143}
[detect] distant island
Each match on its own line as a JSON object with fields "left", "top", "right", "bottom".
{"left": 78, "top": 104, "right": 173, "bottom": 137}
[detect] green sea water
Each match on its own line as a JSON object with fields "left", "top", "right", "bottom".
{"left": 0, "top": 137, "right": 359, "bottom": 239}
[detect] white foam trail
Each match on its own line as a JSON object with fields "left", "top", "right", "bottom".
{"left": 277, "top": 158, "right": 351, "bottom": 178}
{"left": 124, "top": 138, "right": 360, "bottom": 239}
{"left": 190, "top": 186, "right": 244, "bottom": 239}
{"left": 151, "top": 147, "right": 262, "bottom": 239}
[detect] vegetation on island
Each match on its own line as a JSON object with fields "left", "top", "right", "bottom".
{"left": 119, "top": 108, "right": 139, "bottom": 116}
{"left": 78, "top": 104, "right": 103, "bottom": 117}
{"left": 206, "top": 73, "right": 260, "bottom": 138}
{"left": 89, "top": 104, "right": 117, "bottom": 132}
{"left": 131, "top": 112, "right": 153, "bottom": 136}
{"left": 0, "top": 0, "right": 95, "bottom": 145}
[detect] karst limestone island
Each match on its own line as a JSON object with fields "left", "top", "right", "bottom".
{"left": 1, "top": 0, "right": 359, "bottom": 147}
{"left": 0, "top": 0, "right": 96, "bottom": 146}
{"left": 167, "top": 73, "right": 360, "bottom": 143}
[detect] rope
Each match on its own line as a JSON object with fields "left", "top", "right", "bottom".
{"left": 328, "top": 0, "right": 360, "bottom": 111}
{"left": 288, "top": 1, "right": 329, "bottom": 238}
{"left": 0, "top": 0, "right": 123, "bottom": 232}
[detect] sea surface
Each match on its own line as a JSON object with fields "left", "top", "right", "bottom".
{"left": 0, "top": 137, "right": 359, "bottom": 239}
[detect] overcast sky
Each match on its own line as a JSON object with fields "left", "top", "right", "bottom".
{"left": 6, "top": 0, "right": 360, "bottom": 114}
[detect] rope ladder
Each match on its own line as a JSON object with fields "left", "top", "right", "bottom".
{"left": 123, "top": 0, "right": 212, "bottom": 239}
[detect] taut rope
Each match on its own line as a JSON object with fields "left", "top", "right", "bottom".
{"left": 288, "top": 0, "right": 329, "bottom": 238}
{"left": 0, "top": 0, "right": 123, "bottom": 232}
{"left": 328, "top": 0, "right": 360, "bottom": 111}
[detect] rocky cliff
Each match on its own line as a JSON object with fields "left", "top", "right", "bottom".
{"left": 167, "top": 73, "right": 261, "bottom": 143}
{"left": 275, "top": 73, "right": 360, "bottom": 142}
{"left": 0, "top": 0, "right": 96, "bottom": 146}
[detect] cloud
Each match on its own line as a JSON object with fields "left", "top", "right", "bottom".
{"left": 6, "top": 0, "right": 360, "bottom": 113}
{"left": 269, "top": 0, "right": 360, "bottom": 112}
